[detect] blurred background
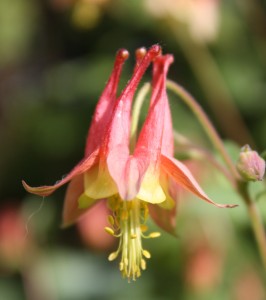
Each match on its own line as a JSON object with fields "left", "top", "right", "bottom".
{"left": 0, "top": 0, "right": 266, "bottom": 299}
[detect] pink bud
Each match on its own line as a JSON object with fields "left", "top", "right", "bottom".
{"left": 237, "top": 145, "right": 265, "bottom": 181}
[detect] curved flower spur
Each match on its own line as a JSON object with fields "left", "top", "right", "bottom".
{"left": 23, "top": 45, "right": 237, "bottom": 281}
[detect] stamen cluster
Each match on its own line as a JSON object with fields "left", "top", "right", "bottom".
{"left": 105, "top": 196, "right": 160, "bottom": 281}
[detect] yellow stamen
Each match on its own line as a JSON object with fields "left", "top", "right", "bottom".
{"left": 108, "top": 215, "right": 115, "bottom": 226}
{"left": 108, "top": 252, "right": 118, "bottom": 261}
{"left": 106, "top": 196, "right": 161, "bottom": 281}
{"left": 142, "top": 249, "right": 151, "bottom": 259}
{"left": 141, "top": 259, "right": 146, "bottom": 270}
{"left": 104, "top": 227, "right": 115, "bottom": 236}
{"left": 149, "top": 232, "right": 161, "bottom": 238}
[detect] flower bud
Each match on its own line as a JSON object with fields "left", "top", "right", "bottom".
{"left": 236, "top": 145, "right": 265, "bottom": 181}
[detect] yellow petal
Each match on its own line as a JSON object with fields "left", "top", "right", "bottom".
{"left": 84, "top": 163, "right": 117, "bottom": 199}
{"left": 78, "top": 192, "right": 99, "bottom": 209}
{"left": 137, "top": 168, "right": 166, "bottom": 204}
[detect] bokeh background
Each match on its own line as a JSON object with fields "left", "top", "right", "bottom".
{"left": 0, "top": 0, "right": 266, "bottom": 299}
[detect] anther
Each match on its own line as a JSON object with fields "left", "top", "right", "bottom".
{"left": 149, "top": 232, "right": 161, "bottom": 238}
{"left": 105, "top": 227, "right": 115, "bottom": 236}
{"left": 108, "top": 215, "right": 115, "bottom": 226}
{"left": 142, "top": 249, "right": 151, "bottom": 259}
{"left": 141, "top": 259, "right": 146, "bottom": 270}
{"left": 124, "top": 258, "right": 129, "bottom": 266}
{"left": 108, "top": 252, "right": 118, "bottom": 261}
{"left": 119, "top": 262, "right": 124, "bottom": 271}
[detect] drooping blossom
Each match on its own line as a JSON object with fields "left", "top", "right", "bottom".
{"left": 23, "top": 45, "right": 236, "bottom": 280}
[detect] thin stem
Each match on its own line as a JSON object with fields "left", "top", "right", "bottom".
{"left": 173, "top": 131, "right": 235, "bottom": 185}
{"left": 168, "top": 79, "right": 266, "bottom": 270}
{"left": 167, "top": 21, "right": 255, "bottom": 147}
{"left": 239, "top": 182, "right": 266, "bottom": 269}
{"left": 167, "top": 79, "right": 240, "bottom": 181}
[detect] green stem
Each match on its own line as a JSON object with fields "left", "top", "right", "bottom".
{"left": 168, "top": 79, "right": 266, "bottom": 269}
{"left": 173, "top": 131, "right": 234, "bottom": 183}
{"left": 167, "top": 80, "right": 240, "bottom": 181}
{"left": 167, "top": 21, "right": 255, "bottom": 147}
{"left": 238, "top": 182, "right": 266, "bottom": 269}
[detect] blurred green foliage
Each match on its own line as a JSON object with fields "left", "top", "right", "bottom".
{"left": 0, "top": 0, "right": 266, "bottom": 299}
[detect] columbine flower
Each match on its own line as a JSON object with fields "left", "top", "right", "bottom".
{"left": 23, "top": 45, "right": 236, "bottom": 281}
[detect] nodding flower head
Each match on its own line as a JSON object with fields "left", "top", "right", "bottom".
{"left": 23, "top": 44, "right": 236, "bottom": 281}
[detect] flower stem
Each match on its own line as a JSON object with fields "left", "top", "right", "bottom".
{"left": 173, "top": 131, "right": 234, "bottom": 184}
{"left": 167, "top": 79, "right": 266, "bottom": 270}
{"left": 167, "top": 80, "right": 240, "bottom": 181}
{"left": 238, "top": 182, "right": 266, "bottom": 269}
{"left": 167, "top": 21, "right": 255, "bottom": 147}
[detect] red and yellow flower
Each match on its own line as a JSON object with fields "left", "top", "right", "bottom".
{"left": 23, "top": 45, "right": 236, "bottom": 280}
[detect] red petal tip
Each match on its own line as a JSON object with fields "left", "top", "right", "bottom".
{"left": 22, "top": 180, "right": 30, "bottom": 191}
{"left": 117, "top": 49, "right": 129, "bottom": 61}
{"left": 22, "top": 180, "right": 50, "bottom": 197}
{"left": 135, "top": 47, "right": 147, "bottom": 60}
{"left": 148, "top": 44, "right": 162, "bottom": 59}
{"left": 154, "top": 54, "right": 174, "bottom": 65}
{"left": 164, "top": 54, "right": 174, "bottom": 64}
